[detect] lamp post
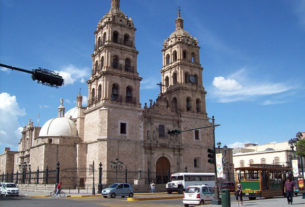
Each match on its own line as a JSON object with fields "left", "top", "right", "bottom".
{"left": 289, "top": 138, "right": 299, "bottom": 176}
{"left": 296, "top": 132, "right": 304, "bottom": 177}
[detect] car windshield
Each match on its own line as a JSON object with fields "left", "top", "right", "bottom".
{"left": 185, "top": 187, "right": 200, "bottom": 193}
{"left": 109, "top": 184, "right": 118, "bottom": 188}
{"left": 6, "top": 184, "right": 16, "bottom": 187}
{"left": 171, "top": 176, "right": 183, "bottom": 181}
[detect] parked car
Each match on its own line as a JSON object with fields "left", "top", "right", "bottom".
{"left": 183, "top": 184, "right": 215, "bottom": 207}
{"left": 0, "top": 182, "right": 19, "bottom": 197}
{"left": 101, "top": 183, "right": 133, "bottom": 198}
{"left": 219, "top": 182, "right": 235, "bottom": 192}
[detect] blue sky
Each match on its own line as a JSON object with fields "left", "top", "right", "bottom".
{"left": 1, "top": 0, "right": 305, "bottom": 152}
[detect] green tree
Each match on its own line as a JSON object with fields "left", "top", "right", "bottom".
{"left": 296, "top": 139, "right": 305, "bottom": 157}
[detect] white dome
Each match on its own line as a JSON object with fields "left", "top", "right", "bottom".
{"left": 65, "top": 107, "right": 79, "bottom": 119}
{"left": 39, "top": 117, "right": 78, "bottom": 137}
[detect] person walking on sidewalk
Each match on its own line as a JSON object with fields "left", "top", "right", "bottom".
{"left": 150, "top": 181, "right": 156, "bottom": 193}
{"left": 284, "top": 177, "right": 294, "bottom": 205}
{"left": 235, "top": 182, "right": 243, "bottom": 206}
{"left": 55, "top": 182, "right": 62, "bottom": 195}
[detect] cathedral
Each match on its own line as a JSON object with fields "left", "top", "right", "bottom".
{"left": 0, "top": 0, "right": 215, "bottom": 189}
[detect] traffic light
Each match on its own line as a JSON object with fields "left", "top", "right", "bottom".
{"left": 207, "top": 148, "right": 215, "bottom": 164}
{"left": 32, "top": 68, "right": 64, "bottom": 87}
{"left": 168, "top": 129, "right": 181, "bottom": 135}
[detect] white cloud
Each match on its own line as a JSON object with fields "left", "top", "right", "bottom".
{"left": 56, "top": 64, "right": 89, "bottom": 85}
{"left": 39, "top": 104, "right": 49, "bottom": 109}
{"left": 0, "top": 93, "right": 26, "bottom": 149}
{"left": 0, "top": 68, "right": 9, "bottom": 72}
{"left": 210, "top": 68, "right": 294, "bottom": 103}
{"left": 262, "top": 100, "right": 286, "bottom": 106}
{"left": 228, "top": 142, "right": 246, "bottom": 148}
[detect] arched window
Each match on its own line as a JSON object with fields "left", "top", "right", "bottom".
{"left": 186, "top": 97, "right": 192, "bottom": 111}
{"left": 185, "top": 72, "right": 189, "bottom": 83}
{"left": 125, "top": 58, "right": 131, "bottom": 71}
{"left": 111, "top": 84, "right": 119, "bottom": 101}
{"left": 240, "top": 160, "right": 245, "bottom": 167}
{"left": 173, "top": 72, "right": 177, "bottom": 85}
{"left": 165, "top": 76, "right": 169, "bottom": 87}
{"left": 261, "top": 158, "right": 266, "bottom": 164}
{"left": 98, "top": 37, "right": 101, "bottom": 47}
{"left": 101, "top": 56, "right": 104, "bottom": 69}
{"left": 196, "top": 99, "right": 201, "bottom": 112}
{"left": 183, "top": 50, "right": 187, "bottom": 59}
{"left": 166, "top": 54, "right": 170, "bottom": 65}
{"left": 112, "top": 55, "right": 119, "bottom": 69}
{"left": 124, "top": 34, "right": 129, "bottom": 45}
{"left": 191, "top": 52, "right": 196, "bottom": 63}
{"left": 173, "top": 50, "right": 177, "bottom": 62}
{"left": 91, "top": 88, "right": 95, "bottom": 102}
{"left": 98, "top": 84, "right": 102, "bottom": 100}
{"left": 113, "top": 31, "right": 119, "bottom": 43}
{"left": 194, "top": 74, "right": 198, "bottom": 84}
{"left": 93, "top": 61, "right": 98, "bottom": 74}
{"left": 274, "top": 157, "right": 280, "bottom": 165}
{"left": 171, "top": 97, "right": 177, "bottom": 112}
{"left": 249, "top": 159, "right": 254, "bottom": 166}
{"left": 103, "top": 32, "right": 106, "bottom": 43}
{"left": 126, "top": 86, "right": 133, "bottom": 103}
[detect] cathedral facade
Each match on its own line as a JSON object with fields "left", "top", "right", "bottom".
{"left": 0, "top": 0, "right": 215, "bottom": 188}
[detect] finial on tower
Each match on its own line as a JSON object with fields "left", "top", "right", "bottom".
{"left": 176, "top": 7, "right": 184, "bottom": 30}
{"left": 111, "top": 0, "right": 120, "bottom": 10}
{"left": 58, "top": 98, "right": 65, "bottom": 117}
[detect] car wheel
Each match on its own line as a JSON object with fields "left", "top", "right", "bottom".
{"left": 128, "top": 192, "right": 134, "bottom": 198}
{"left": 103, "top": 196, "right": 107, "bottom": 198}
{"left": 167, "top": 190, "right": 172, "bottom": 194}
{"left": 184, "top": 204, "right": 189, "bottom": 207}
{"left": 200, "top": 199, "right": 205, "bottom": 205}
{"left": 178, "top": 186, "right": 183, "bottom": 194}
{"left": 110, "top": 193, "right": 116, "bottom": 198}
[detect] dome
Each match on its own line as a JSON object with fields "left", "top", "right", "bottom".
{"left": 65, "top": 107, "right": 79, "bottom": 119}
{"left": 39, "top": 117, "right": 78, "bottom": 137}
{"left": 169, "top": 29, "right": 192, "bottom": 39}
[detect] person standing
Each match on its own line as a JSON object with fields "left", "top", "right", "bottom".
{"left": 284, "top": 177, "right": 294, "bottom": 205}
{"left": 235, "top": 182, "right": 243, "bottom": 206}
{"left": 150, "top": 181, "right": 156, "bottom": 193}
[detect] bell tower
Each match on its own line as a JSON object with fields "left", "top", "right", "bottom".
{"left": 87, "top": 0, "right": 142, "bottom": 108}
{"left": 160, "top": 9, "right": 207, "bottom": 116}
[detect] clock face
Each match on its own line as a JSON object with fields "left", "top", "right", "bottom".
{"left": 189, "top": 75, "right": 196, "bottom": 83}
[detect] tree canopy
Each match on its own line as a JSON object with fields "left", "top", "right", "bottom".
{"left": 296, "top": 139, "right": 305, "bottom": 157}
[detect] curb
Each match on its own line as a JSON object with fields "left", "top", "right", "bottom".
{"left": 28, "top": 195, "right": 50, "bottom": 198}
{"left": 127, "top": 195, "right": 183, "bottom": 201}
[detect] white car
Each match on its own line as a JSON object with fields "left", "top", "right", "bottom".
{"left": 183, "top": 184, "right": 215, "bottom": 207}
{"left": 1, "top": 182, "right": 19, "bottom": 197}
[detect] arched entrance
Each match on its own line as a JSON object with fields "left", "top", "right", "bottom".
{"left": 156, "top": 156, "right": 170, "bottom": 184}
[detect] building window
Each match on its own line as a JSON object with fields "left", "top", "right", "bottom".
{"left": 120, "top": 122, "right": 127, "bottom": 134}
{"left": 91, "top": 88, "right": 95, "bottom": 101}
{"left": 274, "top": 157, "right": 280, "bottom": 165}
{"left": 125, "top": 58, "right": 131, "bottom": 71}
{"left": 173, "top": 50, "right": 177, "bottom": 62}
{"left": 103, "top": 33, "right": 106, "bottom": 43}
{"left": 111, "top": 84, "right": 119, "bottom": 101}
{"left": 240, "top": 160, "right": 244, "bottom": 167}
{"left": 186, "top": 97, "right": 192, "bottom": 111}
{"left": 124, "top": 34, "right": 129, "bottom": 45}
{"left": 194, "top": 130, "right": 199, "bottom": 140}
{"left": 165, "top": 76, "right": 169, "bottom": 87}
{"left": 158, "top": 125, "right": 165, "bottom": 137}
{"left": 166, "top": 54, "right": 170, "bottom": 65}
{"left": 113, "top": 31, "right": 119, "bottom": 43}
{"left": 173, "top": 72, "right": 177, "bottom": 85}
{"left": 98, "top": 84, "right": 102, "bottom": 100}
{"left": 171, "top": 97, "right": 177, "bottom": 112}
{"left": 261, "top": 158, "right": 266, "bottom": 164}
{"left": 112, "top": 55, "right": 119, "bottom": 69}
{"left": 98, "top": 37, "right": 101, "bottom": 47}
{"left": 183, "top": 50, "right": 187, "bottom": 59}
{"left": 196, "top": 99, "right": 201, "bottom": 113}
{"left": 101, "top": 56, "right": 104, "bottom": 69}
{"left": 194, "top": 158, "right": 200, "bottom": 168}
{"left": 126, "top": 86, "right": 133, "bottom": 103}
{"left": 191, "top": 52, "right": 196, "bottom": 63}
{"left": 249, "top": 159, "right": 254, "bottom": 166}
{"left": 48, "top": 139, "right": 52, "bottom": 144}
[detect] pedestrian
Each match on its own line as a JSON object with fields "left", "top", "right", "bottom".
{"left": 284, "top": 177, "right": 294, "bottom": 205}
{"left": 56, "top": 182, "right": 62, "bottom": 195}
{"left": 150, "top": 180, "right": 156, "bottom": 193}
{"left": 235, "top": 182, "right": 243, "bottom": 206}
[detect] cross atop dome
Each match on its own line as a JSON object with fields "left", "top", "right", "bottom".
{"left": 176, "top": 7, "right": 184, "bottom": 30}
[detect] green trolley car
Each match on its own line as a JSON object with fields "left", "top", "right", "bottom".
{"left": 235, "top": 164, "right": 291, "bottom": 199}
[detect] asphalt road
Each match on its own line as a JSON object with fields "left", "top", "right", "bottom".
{"left": 1, "top": 195, "right": 305, "bottom": 207}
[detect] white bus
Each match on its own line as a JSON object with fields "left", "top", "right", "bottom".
{"left": 166, "top": 172, "right": 215, "bottom": 194}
